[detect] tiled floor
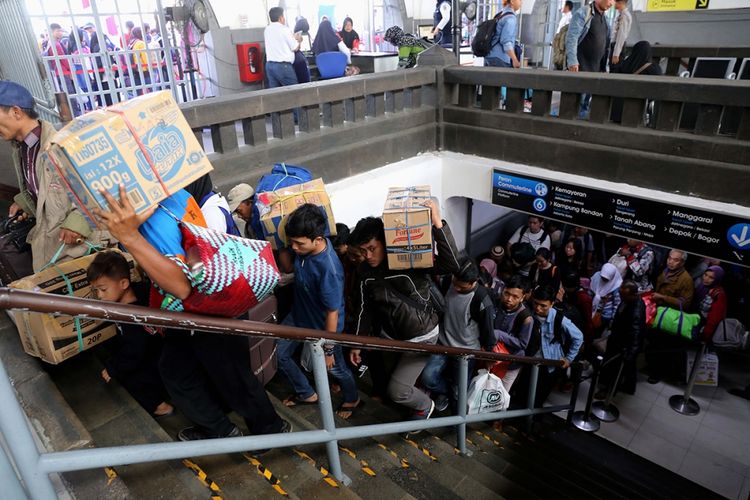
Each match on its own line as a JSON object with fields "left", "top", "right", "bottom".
{"left": 548, "top": 354, "right": 750, "bottom": 500}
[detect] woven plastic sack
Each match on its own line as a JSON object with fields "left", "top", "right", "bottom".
{"left": 160, "top": 221, "right": 279, "bottom": 318}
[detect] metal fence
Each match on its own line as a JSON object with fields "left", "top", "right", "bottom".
{"left": 0, "top": 288, "right": 577, "bottom": 499}
{"left": 3, "top": 0, "right": 214, "bottom": 121}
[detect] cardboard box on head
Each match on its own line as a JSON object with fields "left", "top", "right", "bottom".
{"left": 9, "top": 250, "right": 139, "bottom": 364}
{"left": 256, "top": 178, "right": 336, "bottom": 250}
{"left": 45, "top": 91, "right": 213, "bottom": 227}
{"left": 382, "top": 186, "right": 434, "bottom": 270}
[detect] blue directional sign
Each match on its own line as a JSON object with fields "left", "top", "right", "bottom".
{"left": 728, "top": 224, "right": 750, "bottom": 251}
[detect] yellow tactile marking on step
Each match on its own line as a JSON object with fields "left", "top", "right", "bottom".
{"left": 403, "top": 438, "right": 438, "bottom": 461}
{"left": 243, "top": 453, "right": 289, "bottom": 496}
{"left": 293, "top": 449, "right": 339, "bottom": 487}
{"left": 474, "top": 430, "right": 504, "bottom": 449}
{"left": 339, "top": 446, "right": 377, "bottom": 476}
{"left": 377, "top": 443, "right": 410, "bottom": 468}
{"left": 464, "top": 437, "right": 488, "bottom": 453}
{"left": 104, "top": 467, "right": 118, "bottom": 486}
{"left": 182, "top": 459, "right": 223, "bottom": 499}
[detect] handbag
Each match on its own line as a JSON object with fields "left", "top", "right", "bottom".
{"left": 487, "top": 342, "right": 511, "bottom": 379}
{"left": 0, "top": 214, "right": 35, "bottom": 285}
{"left": 157, "top": 206, "right": 280, "bottom": 318}
{"left": 652, "top": 305, "right": 701, "bottom": 340}
{"left": 641, "top": 291, "right": 657, "bottom": 326}
{"left": 467, "top": 369, "right": 510, "bottom": 415}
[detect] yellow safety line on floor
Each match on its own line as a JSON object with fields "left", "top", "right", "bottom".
{"left": 243, "top": 453, "right": 289, "bottom": 496}
{"left": 403, "top": 438, "right": 438, "bottom": 461}
{"left": 292, "top": 449, "right": 339, "bottom": 487}
{"left": 104, "top": 467, "right": 118, "bottom": 486}
{"left": 182, "top": 459, "right": 223, "bottom": 499}
{"left": 465, "top": 437, "right": 488, "bottom": 453}
{"left": 474, "top": 430, "right": 504, "bottom": 449}
{"left": 339, "top": 446, "right": 377, "bottom": 476}
{"left": 377, "top": 443, "right": 410, "bottom": 468}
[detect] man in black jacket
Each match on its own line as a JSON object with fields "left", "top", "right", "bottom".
{"left": 597, "top": 280, "right": 645, "bottom": 397}
{"left": 349, "top": 199, "right": 460, "bottom": 424}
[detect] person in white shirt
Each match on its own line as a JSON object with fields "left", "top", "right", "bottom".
{"left": 431, "top": 0, "right": 452, "bottom": 46}
{"left": 610, "top": 0, "right": 632, "bottom": 65}
{"left": 263, "top": 7, "right": 302, "bottom": 88}
{"left": 556, "top": 1, "right": 573, "bottom": 34}
{"left": 506, "top": 216, "right": 552, "bottom": 252}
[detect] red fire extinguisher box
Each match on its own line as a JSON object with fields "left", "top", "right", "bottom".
{"left": 237, "top": 43, "right": 263, "bottom": 83}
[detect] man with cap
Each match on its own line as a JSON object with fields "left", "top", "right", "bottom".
{"left": 0, "top": 80, "right": 102, "bottom": 272}
{"left": 227, "top": 183, "right": 256, "bottom": 239}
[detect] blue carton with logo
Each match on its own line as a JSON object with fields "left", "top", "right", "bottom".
{"left": 46, "top": 91, "right": 213, "bottom": 227}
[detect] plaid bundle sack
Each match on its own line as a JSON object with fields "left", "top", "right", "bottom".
{"left": 158, "top": 217, "right": 280, "bottom": 318}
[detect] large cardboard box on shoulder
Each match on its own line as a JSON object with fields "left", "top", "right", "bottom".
{"left": 256, "top": 178, "right": 336, "bottom": 249}
{"left": 45, "top": 91, "right": 213, "bottom": 227}
{"left": 9, "top": 251, "right": 139, "bottom": 364}
{"left": 382, "top": 186, "right": 434, "bottom": 270}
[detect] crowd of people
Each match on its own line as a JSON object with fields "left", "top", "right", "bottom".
{"left": 40, "top": 20, "right": 177, "bottom": 116}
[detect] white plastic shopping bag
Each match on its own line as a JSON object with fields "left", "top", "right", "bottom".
{"left": 467, "top": 369, "right": 511, "bottom": 414}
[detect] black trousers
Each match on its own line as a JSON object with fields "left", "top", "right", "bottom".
{"left": 159, "top": 330, "right": 282, "bottom": 437}
{"left": 534, "top": 367, "right": 566, "bottom": 408}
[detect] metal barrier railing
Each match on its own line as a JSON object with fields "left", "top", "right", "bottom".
{"left": 0, "top": 287, "right": 578, "bottom": 499}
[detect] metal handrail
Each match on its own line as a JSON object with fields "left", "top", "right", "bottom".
{"left": 0, "top": 288, "right": 563, "bottom": 367}
{"left": 0, "top": 287, "right": 575, "bottom": 499}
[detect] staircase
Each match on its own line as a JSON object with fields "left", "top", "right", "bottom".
{"left": 2, "top": 322, "right": 724, "bottom": 500}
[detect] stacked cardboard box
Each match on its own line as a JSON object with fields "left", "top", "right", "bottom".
{"left": 45, "top": 91, "right": 213, "bottom": 226}
{"left": 382, "top": 186, "right": 434, "bottom": 270}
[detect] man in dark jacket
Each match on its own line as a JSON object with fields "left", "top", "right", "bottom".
{"left": 349, "top": 199, "right": 460, "bottom": 425}
{"left": 597, "top": 280, "right": 645, "bottom": 397}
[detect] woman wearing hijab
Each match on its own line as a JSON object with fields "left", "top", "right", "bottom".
{"left": 339, "top": 17, "right": 360, "bottom": 52}
{"left": 184, "top": 174, "right": 240, "bottom": 235}
{"left": 312, "top": 19, "right": 351, "bottom": 64}
{"left": 610, "top": 41, "right": 663, "bottom": 123}
{"left": 590, "top": 263, "right": 623, "bottom": 332}
{"left": 384, "top": 26, "right": 429, "bottom": 69}
{"left": 693, "top": 265, "right": 727, "bottom": 340}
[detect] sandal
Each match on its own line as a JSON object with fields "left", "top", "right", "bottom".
{"left": 336, "top": 400, "right": 364, "bottom": 420}
{"left": 283, "top": 394, "right": 318, "bottom": 407}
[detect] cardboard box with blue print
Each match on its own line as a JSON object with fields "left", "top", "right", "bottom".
{"left": 383, "top": 186, "right": 434, "bottom": 270}
{"left": 45, "top": 91, "right": 213, "bottom": 227}
{"left": 9, "top": 250, "right": 139, "bottom": 364}
{"left": 256, "top": 178, "right": 336, "bottom": 250}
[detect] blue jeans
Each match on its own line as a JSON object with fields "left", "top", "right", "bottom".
{"left": 276, "top": 340, "right": 359, "bottom": 403}
{"left": 421, "top": 354, "right": 475, "bottom": 400}
{"left": 266, "top": 61, "right": 298, "bottom": 88}
{"left": 484, "top": 57, "right": 512, "bottom": 68}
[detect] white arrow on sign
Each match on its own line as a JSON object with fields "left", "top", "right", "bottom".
{"left": 731, "top": 226, "right": 750, "bottom": 248}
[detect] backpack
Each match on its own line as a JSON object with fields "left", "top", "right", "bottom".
{"left": 712, "top": 318, "right": 749, "bottom": 350}
{"left": 519, "top": 226, "right": 549, "bottom": 247}
{"left": 552, "top": 24, "right": 569, "bottom": 70}
{"left": 526, "top": 307, "right": 567, "bottom": 358}
{"left": 469, "top": 284, "right": 497, "bottom": 326}
{"left": 471, "top": 11, "right": 514, "bottom": 57}
{"left": 251, "top": 163, "right": 313, "bottom": 244}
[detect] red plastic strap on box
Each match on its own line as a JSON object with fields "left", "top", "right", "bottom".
{"left": 107, "top": 108, "right": 171, "bottom": 198}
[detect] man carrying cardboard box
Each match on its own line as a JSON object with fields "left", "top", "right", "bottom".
{"left": 0, "top": 81, "right": 100, "bottom": 272}
{"left": 348, "top": 199, "right": 460, "bottom": 434}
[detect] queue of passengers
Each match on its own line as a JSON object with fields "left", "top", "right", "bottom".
{"left": 2, "top": 79, "right": 748, "bottom": 450}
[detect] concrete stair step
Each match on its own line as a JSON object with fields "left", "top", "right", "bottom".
{"left": 0, "top": 315, "right": 130, "bottom": 499}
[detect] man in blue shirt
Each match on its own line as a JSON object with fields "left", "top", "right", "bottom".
{"left": 485, "top": 0, "right": 522, "bottom": 68}
{"left": 531, "top": 284, "right": 583, "bottom": 407}
{"left": 278, "top": 204, "right": 361, "bottom": 419}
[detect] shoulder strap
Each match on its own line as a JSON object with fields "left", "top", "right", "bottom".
{"left": 634, "top": 62, "right": 652, "bottom": 75}
{"left": 552, "top": 307, "right": 565, "bottom": 345}
{"left": 511, "top": 307, "right": 531, "bottom": 333}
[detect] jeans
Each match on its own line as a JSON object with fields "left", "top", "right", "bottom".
{"left": 421, "top": 354, "right": 475, "bottom": 401}
{"left": 266, "top": 61, "right": 298, "bottom": 88}
{"left": 277, "top": 340, "right": 359, "bottom": 403}
{"left": 484, "top": 57, "right": 512, "bottom": 68}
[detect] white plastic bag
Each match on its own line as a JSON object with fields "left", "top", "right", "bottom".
{"left": 467, "top": 369, "right": 511, "bottom": 415}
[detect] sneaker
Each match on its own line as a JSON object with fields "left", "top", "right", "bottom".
{"left": 434, "top": 394, "right": 450, "bottom": 413}
{"left": 178, "top": 424, "right": 242, "bottom": 442}
{"left": 405, "top": 400, "right": 435, "bottom": 438}
{"left": 253, "top": 420, "right": 293, "bottom": 456}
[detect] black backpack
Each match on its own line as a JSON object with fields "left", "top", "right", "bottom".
{"left": 471, "top": 11, "right": 514, "bottom": 57}
{"left": 526, "top": 307, "right": 567, "bottom": 358}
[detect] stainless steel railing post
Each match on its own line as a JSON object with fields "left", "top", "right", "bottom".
{"left": 526, "top": 364, "right": 539, "bottom": 432}
{"left": 456, "top": 356, "right": 471, "bottom": 456}
{"left": 310, "top": 340, "right": 351, "bottom": 485}
{"left": 0, "top": 360, "right": 57, "bottom": 499}
{"left": 571, "top": 355, "right": 603, "bottom": 432}
{"left": 592, "top": 355, "right": 624, "bottom": 423}
{"left": 669, "top": 342, "right": 706, "bottom": 416}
